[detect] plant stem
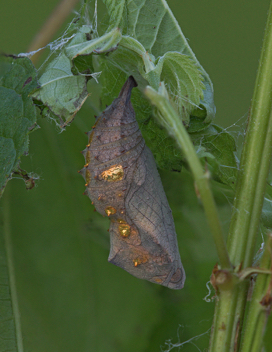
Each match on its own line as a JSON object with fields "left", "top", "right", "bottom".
{"left": 227, "top": 1, "right": 272, "bottom": 269}
{"left": 240, "top": 233, "right": 272, "bottom": 352}
{"left": 209, "top": 287, "right": 239, "bottom": 351}
{"left": 209, "top": 2, "right": 272, "bottom": 350}
{"left": 28, "top": 0, "right": 80, "bottom": 64}
{"left": 145, "top": 87, "right": 232, "bottom": 270}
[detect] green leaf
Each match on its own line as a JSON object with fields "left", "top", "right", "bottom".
{"left": 101, "top": 38, "right": 150, "bottom": 88}
{"left": 102, "top": 0, "right": 215, "bottom": 124}
{"left": 32, "top": 28, "right": 122, "bottom": 128}
{"left": 155, "top": 52, "right": 205, "bottom": 125}
{"left": 104, "top": 0, "right": 196, "bottom": 56}
{"left": 31, "top": 53, "right": 88, "bottom": 128}
{"left": 141, "top": 116, "right": 184, "bottom": 171}
{"left": 0, "top": 56, "right": 38, "bottom": 197}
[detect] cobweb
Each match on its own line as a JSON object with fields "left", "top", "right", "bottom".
{"left": 203, "top": 280, "right": 216, "bottom": 303}
{"left": 18, "top": 0, "right": 101, "bottom": 133}
{"left": 202, "top": 113, "right": 248, "bottom": 210}
{"left": 18, "top": 0, "right": 99, "bottom": 74}
{"left": 161, "top": 325, "right": 211, "bottom": 352}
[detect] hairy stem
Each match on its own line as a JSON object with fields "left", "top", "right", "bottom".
{"left": 145, "top": 87, "right": 231, "bottom": 270}
{"left": 240, "top": 233, "right": 272, "bottom": 352}
{"left": 209, "top": 1, "right": 272, "bottom": 350}
{"left": 228, "top": 0, "right": 272, "bottom": 269}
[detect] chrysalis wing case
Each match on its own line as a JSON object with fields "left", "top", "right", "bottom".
{"left": 80, "top": 76, "right": 185, "bottom": 289}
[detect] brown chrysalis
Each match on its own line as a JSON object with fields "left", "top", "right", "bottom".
{"left": 80, "top": 76, "right": 185, "bottom": 289}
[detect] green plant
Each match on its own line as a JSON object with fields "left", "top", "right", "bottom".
{"left": 1, "top": 0, "right": 272, "bottom": 351}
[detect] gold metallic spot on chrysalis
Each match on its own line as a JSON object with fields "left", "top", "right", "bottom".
{"left": 118, "top": 223, "right": 130, "bottom": 237}
{"left": 105, "top": 206, "right": 117, "bottom": 216}
{"left": 153, "top": 277, "right": 163, "bottom": 284}
{"left": 100, "top": 165, "right": 124, "bottom": 182}
{"left": 133, "top": 255, "right": 148, "bottom": 267}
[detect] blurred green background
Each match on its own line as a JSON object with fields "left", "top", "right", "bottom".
{"left": 0, "top": 1, "right": 270, "bottom": 351}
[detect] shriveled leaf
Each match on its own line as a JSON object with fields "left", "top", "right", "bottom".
{"left": 32, "top": 53, "right": 88, "bottom": 128}
{"left": 65, "top": 27, "right": 122, "bottom": 59}
{"left": 0, "top": 56, "right": 38, "bottom": 196}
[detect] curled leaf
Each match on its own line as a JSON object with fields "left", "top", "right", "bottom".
{"left": 32, "top": 53, "right": 88, "bottom": 128}
{"left": 65, "top": 27, "right": 122, "bottom": 59}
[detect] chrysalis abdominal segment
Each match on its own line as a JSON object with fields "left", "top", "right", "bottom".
{"left": 80, "top": 76, "right": 185, "bottom": 289}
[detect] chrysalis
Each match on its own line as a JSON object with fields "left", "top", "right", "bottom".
{"left": 80, "top": 76, "right": 185, "bottom": 289}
